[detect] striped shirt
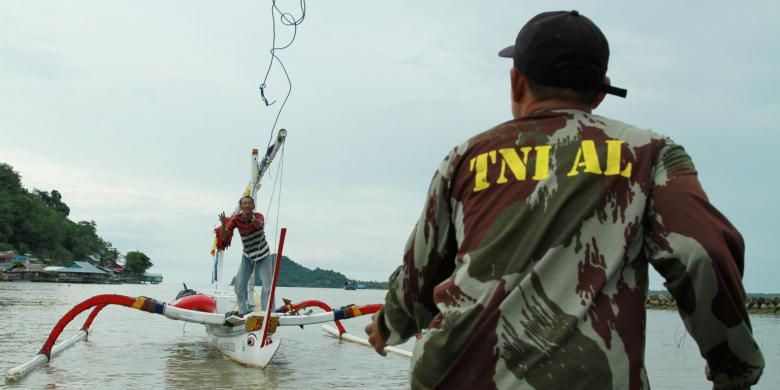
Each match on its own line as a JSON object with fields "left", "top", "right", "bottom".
{"left": 226, "top": 213, "right": 270, "bottom": 261}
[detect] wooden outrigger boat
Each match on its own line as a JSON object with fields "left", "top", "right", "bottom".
{"left": 5, "top": 129, "right": 407, "bottom": 383}
{"left": 4, "top": 279, "right": 385, "bottom": 381}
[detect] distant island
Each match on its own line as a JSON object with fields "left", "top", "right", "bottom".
{"left": 244, "top": 256, "right": 388, "bottom": 289}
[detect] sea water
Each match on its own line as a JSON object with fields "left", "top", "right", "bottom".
{"left": 0, "top": 282, "right": 776, "bottom": 389}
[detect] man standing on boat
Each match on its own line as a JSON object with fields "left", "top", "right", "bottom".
{"left": 219, "top": 195, "right": 273, "bottom": 316}
{"left": 365, "top": 10, "right": 764, "bottom": 389}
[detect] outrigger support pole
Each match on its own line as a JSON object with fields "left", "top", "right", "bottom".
{"left": 5, "top": 294, "right": 144, "bottom": 382}
{"left": 5, "top": 293, "right": 209, "bottom": 382}
{"left": 38, "top": 295, "right": 141, "bottom": 358}
{"left": 277, "top": 299, "right": 348, "bottom": 334}
{"left": 321, "top": 324, "right": 412, "bottom": 358}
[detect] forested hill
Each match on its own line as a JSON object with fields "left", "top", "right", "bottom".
{"left": 268, "top": 256, "right": 388, "bottom": 289}
{"left": 0, "top": 163, "right": 121, "bottom": 266}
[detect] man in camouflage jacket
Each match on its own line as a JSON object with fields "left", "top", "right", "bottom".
{"left": 365, "top": 10, "right": 764, "bottom": 389}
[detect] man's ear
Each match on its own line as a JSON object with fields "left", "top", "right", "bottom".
{"left": 592, "top": 76, "right": 610, "bottom": 109}
{"left": 510, "top": 68, "right": 526, "bottom": 104}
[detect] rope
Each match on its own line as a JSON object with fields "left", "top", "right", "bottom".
{"left": 254, "top": 0, "right": 302, "bottom": 247}
{"left": 259, "top": 0, "right": 307, "bottom": 151}
{"left": 274, "top": 146, "right": 285, "bottom": 251}
{"left": 265, "top": 144, "right": 285, "bottom": 251}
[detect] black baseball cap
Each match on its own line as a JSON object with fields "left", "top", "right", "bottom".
{"left": 498, "top": 10, "right": 627, "bottom": 98}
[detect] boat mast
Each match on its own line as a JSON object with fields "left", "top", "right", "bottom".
{"left": 213, "top": 128, "right": 287, "bottom": 291}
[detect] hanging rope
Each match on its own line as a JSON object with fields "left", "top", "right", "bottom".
{"left": 254, "top": 0, "right": 304, "bottom": 240}
{"left": 259, "top": 0, "right": 307, "bottom": 150}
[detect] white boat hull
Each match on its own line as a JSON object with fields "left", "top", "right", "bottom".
{"left": 206, "top": 324, "right": 281, "bottom": 368}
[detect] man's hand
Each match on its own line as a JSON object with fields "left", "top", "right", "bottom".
{"left": 252, "top": 217, "right": 263, "bottom": 229}
{"left": 218, "top": 212, "right": 230, "bottom": 241}
{"left": 364, "top": 312, "right": 389, "bottom": 357}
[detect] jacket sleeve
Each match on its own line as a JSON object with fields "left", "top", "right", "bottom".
{"left": 225, "top": 215, "right": 237, "bottom": 231}
{"left": 644, "top": 141, "right": 764, "bottom": 389}
{"left": 379, "top": 151, "right": 459, "bottom": 346}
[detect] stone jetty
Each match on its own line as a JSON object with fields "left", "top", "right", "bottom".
{"left": 646, "top": 293, "right": 779, "bottom": 314}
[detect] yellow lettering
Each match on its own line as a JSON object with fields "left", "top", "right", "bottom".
{"left": 532, "top": 145, "right": 551, "bottom": 180}
{"left": 471, "top": 145, "right": 556, "bottom": 191}
{"left": 567, "top": 140, "right": 603, "bottom": 176}
{"left": 604, "top": 140, "right": 632, "bottom": 178}
{"left": 620, "top": 162, "right": 632, "bottom": 178}
{"left": 497, "top": 147, "right": 532, "bottom": 183}
{"left": 469, "top": 151, "right": 497, "bottom": 192}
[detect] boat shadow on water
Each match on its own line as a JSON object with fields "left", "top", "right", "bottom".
{"left": 162, "top": 339, "right": 294, "bottom": 388}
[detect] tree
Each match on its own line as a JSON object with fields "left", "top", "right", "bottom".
{"left": 97, "top": 242, "right": 120, "bottom": 267}
{"left": 124, "top": 251, "right": 153, "bottom": 275}
{"left": 64, "top": 220, "right": 103, "bottom": 261}
{"left": 33, "top": 189, "right": 70, "bottom": 217}
{"left": 0, "top": 163, "right": 22, "bottom": 193}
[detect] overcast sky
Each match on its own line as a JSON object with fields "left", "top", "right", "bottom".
{"left": 2, "top": 1, "right": 778, "bottom": 292}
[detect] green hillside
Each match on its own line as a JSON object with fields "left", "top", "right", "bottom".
{"left": 0, "top": 162, "right": 122, "bottom": 266}
{"left": 249, "top": 256, "right": 388, "bottom": 289}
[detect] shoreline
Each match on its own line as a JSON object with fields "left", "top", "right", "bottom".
{"left": 646, "top": 293, "right": 779, "bottom": 315}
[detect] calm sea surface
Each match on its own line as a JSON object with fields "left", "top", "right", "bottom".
{"left": 0, "top": 282, "right": 776, "bottom": 389}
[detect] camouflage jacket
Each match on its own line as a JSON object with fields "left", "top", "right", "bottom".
{"left": 379, "top": 110, "right": 764, "bottom": 389}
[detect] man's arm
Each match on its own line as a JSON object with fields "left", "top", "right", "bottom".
{"left": 373, "top": 152, "right": 460, "bottom": 347}
{"left": 644, "top": 142, "right": 764, "bottom": 389}
{"left": 252, "top": 213, "right": 264, "bottom": 230}
{"left": 219, "top": 212, "right": 235, "bottom": 241}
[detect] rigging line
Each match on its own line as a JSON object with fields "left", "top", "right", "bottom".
{"left": 265, "top": 144, "right": 286, "bottom": 246}
{"left": 259, "top": 0, "right": 307, "bottom": 149}
{"left": 263, "top": 145, "right": 285, "bottom": 252}
{"left": 273, "top": 145, "right": 285, "bottom": 253}
{"left": 265, "top": 145, "right": 283, "bottom": 217}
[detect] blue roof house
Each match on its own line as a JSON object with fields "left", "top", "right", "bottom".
{"left": 56, "top": 261, "right": 110, "bottom": 283}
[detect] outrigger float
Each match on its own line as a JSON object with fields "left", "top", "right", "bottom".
{"left": 5, "top": 130, "right": 409, "bottom": 383}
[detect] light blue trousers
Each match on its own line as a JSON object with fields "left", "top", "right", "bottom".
{"left": 234, "top": 253, "right": 275, "bottom": 314}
